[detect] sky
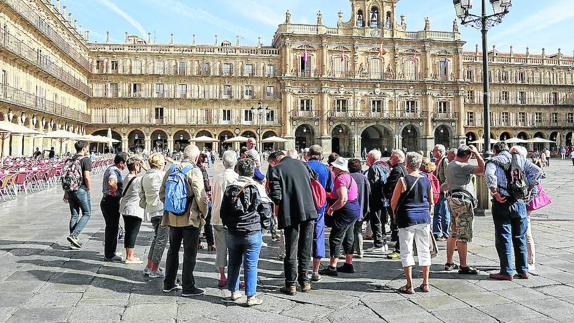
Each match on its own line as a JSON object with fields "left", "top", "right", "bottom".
{"left": 62, "top": 0, "right": 574, "bottom": 55}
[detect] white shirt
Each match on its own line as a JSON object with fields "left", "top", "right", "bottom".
{"left": 247, "top": 148, "right": 261, "bottom": 166}
{"left": 570, "top": 151, "right": 574, "bottom": 158}
{"left": 210, "top": 169, "right": 239, "bottom": 226}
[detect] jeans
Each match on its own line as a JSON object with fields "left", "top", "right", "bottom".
{"left": 68, "top": 187, "right": 91, "bottom": 237}
{"left": 164, "top": 226, "right": 201, "bottom": 293}
{"left": 148, "top": 216, "right": 168, "bottom": 264}
{"left": 433, "top": 194, "right": 451, "bottom": 238}
{"left": 492, "top": 199, "right": 529, "bottom": 276}
{"left": 369, "top": 208, "right": 387, "bottom": 248}
{"left": 100, "top": 196, "right": 121, "bottom": 259}
{"left": 283, "top": 220, "right": 314, "bottom": 286}
{"left": 122, "top": 215, "right": 142, "bottom": 249}
{"left": 226, "top": 231, "right": 262, "bottom": 297}
{"left": 313, "top": 212, "right": 326, "bottom": 258}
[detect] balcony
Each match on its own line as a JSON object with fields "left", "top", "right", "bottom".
{"left": 0, "top": 30, "right": 90, "bottom": 96}
{"left": 0, "top": 85, "right": 90, "bottom": 123}
{"left": 328, "top": 110, "right": 428, "bottom": 120}
{"left": 3, "top": 0, "right": 90, "bottom": 71}
{"left": 291, "top": 110, "right": 320, "bottom": 119}
{"left": 432, "top": 112, "right": 459, "bottom": 121}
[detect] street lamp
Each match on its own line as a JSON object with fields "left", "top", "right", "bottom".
{"left": 453, "top": 0, "right": 512, "bottom": 157}
{"left": 251, "top": 100, "right": 270, "bottom": 152}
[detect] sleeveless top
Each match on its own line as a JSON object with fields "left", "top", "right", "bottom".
{"left": 396, "top": 174, "right": 432, "bottom": 228}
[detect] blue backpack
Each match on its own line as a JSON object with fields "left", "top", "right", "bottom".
{"left": 164, "top": 164, "right": 194, "bottom": 216}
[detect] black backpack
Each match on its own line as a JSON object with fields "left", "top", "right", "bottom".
{"left": 221, "top": 184, "right": 272, "bottom": 230}
{"left": 490, "top": 153, "right": 530, "bottom": 201}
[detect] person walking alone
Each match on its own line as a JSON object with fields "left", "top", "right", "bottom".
{"left": 160, "top": 144, "right": 209, "bottom": 296}
{"left": 101, "top": 152, "right": 129, "bottom": 262}
{"left": 140, "top": 153, "right": 168, "bottom": 278}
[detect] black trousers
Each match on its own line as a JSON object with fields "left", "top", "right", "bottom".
{"left": 203, "top": 207, "right": 214, "bottom": 246}
{"left": 164, "top": 226, "right": 201, "bottom": 293}
{"left": 387, "top": 206, "right": 400, "bottom": 252}
{"left": 100, "top": 196, "right": 121, "bottom": 259}
{"left": 330, "top": 221, "right": 356, "bottom": 258}
{"left": 369, "top": 207, "right": 388, "bottom": 248}
{"left": 283, "top": 219, "right": 314, "bottom": 286}
{"left": 122, "top": 215, "right": 142, "bottom": 249}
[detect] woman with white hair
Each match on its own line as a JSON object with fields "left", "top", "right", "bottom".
{"left": 140, "top": 153, "right": 168, "bottom": 277}
{"left": 211, "top": 150, "right": 239, "bottom": 287}
{"left": 391, "top": 152, "right": 434, "bottom": 294}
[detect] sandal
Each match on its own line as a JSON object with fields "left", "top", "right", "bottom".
{"left": 444, "top": 263, "right": 458, "bottom": 271}
{"left": 398, "top": 285, "right": 414, "bottom": 294}
{"left": 419, "top": 284, "right": 430, "bottom": 293}
{"left": 458, "top": 266, "right": 478, "bottom": 275}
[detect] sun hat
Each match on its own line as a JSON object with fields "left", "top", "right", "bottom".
{"left": 330, "top": 157, "right": 349, "bottom": 172}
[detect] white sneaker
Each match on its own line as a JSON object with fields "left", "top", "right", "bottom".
{"left": 529, "top": 264, "right": 536, "bottom": 273}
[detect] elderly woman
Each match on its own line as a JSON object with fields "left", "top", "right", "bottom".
{"left": 320, "top": 157, "right": 361, "bottom": 276}
{"left": 140, "top": 153, "right": 168, "bottom": 277}
{"left": 220, "top": 158, "right": 272, "bottom": 306}
{"left": 211, "top": 151, "right": 239, "bottom": 287}
{"left": 391, "top": 152, "right": 434, "bottom": 294}
{"left": 119, "top": 157, "right": 145, "bottom": 264}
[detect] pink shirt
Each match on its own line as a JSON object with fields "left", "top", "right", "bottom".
{"left": 332, "top": 173, "right": 358, "bottom": 201}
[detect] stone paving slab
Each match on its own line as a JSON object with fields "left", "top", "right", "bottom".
{"left": 0, "top": 159, "right": 573, "bottom": 322}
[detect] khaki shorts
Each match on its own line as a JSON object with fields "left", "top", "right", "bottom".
{"left": 447, "top": 196, "right": 474, "bottom": 242}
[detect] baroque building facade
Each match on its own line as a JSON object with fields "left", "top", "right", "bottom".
{"left": 1, "top": 0, "right": 573, "bottom": 157}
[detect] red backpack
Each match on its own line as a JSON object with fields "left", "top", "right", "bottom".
{"left": 427, "top": 172, "right": 441, "bottom": 203}
{"left": 305, "top": 164, "right": 327, "bottom": 209}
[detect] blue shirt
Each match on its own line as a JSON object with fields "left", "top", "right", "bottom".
{"left": 307, "top": 159, "right": 334, "bottom": 213}
{"left": 485, "top": 151, "right": 542, "bottom": 197}
{"left": 102, "top": 165, "right": 123, "bottom": 197}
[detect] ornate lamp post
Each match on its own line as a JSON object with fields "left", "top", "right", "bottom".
{"left": 251, "top": 100, "right": 269, "bottom": 152}
{"left": 453, "top": 0, "right": 512, "bottom": 157}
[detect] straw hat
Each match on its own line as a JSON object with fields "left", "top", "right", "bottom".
{"left": 331, "top": 157, "right": 349, "bottom": 172}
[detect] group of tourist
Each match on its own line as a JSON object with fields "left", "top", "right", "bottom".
{"left": 60, "top": 137, "right": 546, "bottom": 305}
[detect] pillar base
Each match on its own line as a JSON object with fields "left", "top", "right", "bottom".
{"left": 284, "top": 136, "right": 295, "bottom": 151}
{"left": 318, "top": 136, "right": 332, "bottom": 158}
{"left": 422, "top": 136, "right": 434, "bottom": 158}
{"left": 475, "top": 174, "right": 491, "bottom": 216}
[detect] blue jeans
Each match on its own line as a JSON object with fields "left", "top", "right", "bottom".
{"left": 226, "top": 230, "right": 262, "bottom": 297}
{"left": 68, "top": 187, "right": 91, "bottom": 237}
{"left": 492, "top": 199, "right": 529, "bottom": 276}
{"left": 313, "top": 211, "right": 325, "bottom": 258}
{"left": 433, "top": 194, "right": 450, "bottom": 238}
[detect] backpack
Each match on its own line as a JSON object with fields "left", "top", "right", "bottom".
{"left": 163, "top": 164, "right": 194, "bottom": 216}
{"left": 491, "top": 153, "right": 530, "bottom": 201}
{"left": 61, "top": 156, "right": 83, "bottom": 192}
{"left": 305, "top": 164, "right": 327, "bottom": 209}
{"left": 221, "top": 184, "right": 271, "bottom": 230}
{"left": 426, "top": 172, "right": 441, "bottom": 203}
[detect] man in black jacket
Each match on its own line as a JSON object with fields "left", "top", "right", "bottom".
{"left": 383, "top": 149, "right": 408, "bottom": 259}
{"left": 365, "top": 149, "right": 390, "bottom": 253}
{"left": 269, "top": 155, "right": 318, "bottom": 295}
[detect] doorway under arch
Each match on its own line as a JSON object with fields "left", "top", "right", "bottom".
{"left": 332, "top": 124, "right": 352, "bottom": 157}
{"left": 360, "top": 125, "right": 393, "bottom": 156}
{"left": 434, "top": 125, "right": 451, "bottom": 148}
{"left": 150, "top": 130, "right": 168, "bottom": 152}
{"left": 402, "top": 125, "right": 419, "bottom": 152}
{"left": 295, "top": 124, "right": 314, "bottom": 151}
{"left": 127, "top": 130, "right": 145, "bottom": 152}
{"left": 174, "top": 130, "right": 190, "bottom": 152}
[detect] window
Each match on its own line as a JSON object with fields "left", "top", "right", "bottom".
{"left": 244, "top": 64, "right": 254, "bottom": 76}
{"left": 438, "top": 101, "right": 449, "bottom": 114}
{"left": 501, "top": 112, "right": 509, "bottom": 124}
{"left": 131, "top": 83, "right": 142, "bottom": 97}
{"left": 568, "top": 113, "right": 574, "bottom": 123}
{"left": 552, "top": 113, "right": 558, "bottom": 123}
{"left": 155, "top": 83, "right": 165, "bottom": 98}
{"left": 501, "top": 71, "right": 509, "bottom": 82}
{"left": 111, "top": 60, "right": 118, "bottom": 73}
{"left": 266, "top": 64, "right": 275, "bottom": 77}
{"left": 244, "top": 85, "right": 254, "bottom": 97}
{"left": 155, "top": 61, "right": 165, "bottom": 74}
{"left": 96, "top": 60, "right": 104, "bottom": 72}
{"left": 535, "top": 112, "right": 542, "bottom": 123}
{"left": 466, "top": 90, "right": 475, "bottom": 103}
{"left": 154, "top": 107, "right": 164, "bottom": 120}
{"left": 223, "top": 85, "right": 232, "bottom": 97}
{"left": 266, "top": 86, "right": 275, "bottom": 98}
{"left": 132, "top": 60, "right": 142, "bottom": 74}
{"left": 222, "top": 109, "right": 231, "bottom": 122}
{"left": 300, "top": 99, "right": 312, "bottom": 111}
{"left": 266, "top": 110, "right": 275, "bottom": 122}
{"left": 466, "top": 112, "right": 474, "bottom": 125}
{"left": 405, "top": 100, "right": 417, "bottom": 113}
{"left": 518, "top": 71, "right": 526, "bottom": 83}
{"left": 222, "top": 63, "right": 233, "bottom": 76}
{"left": 369, "top": 7, "right": 379, "bottom": 28}
{"left": 244, "top": 109, "right": 253, "bottom": 122}
{"left": 109, "top": 83, "right": 118, "bottom": 98}
{"left": 371, "top": 100, "right": 383, "bottom": 113}
{"left": 501, "top": 91, "right": 509, "bottom": 103}
{"left": 356, "top": 10, "right": 364, "bottom": 27}
{"left": 466, "top": 69, "right": 473, "bottom": 81}
{"left": 335, "top": 99, "right": 348, "bottom": 112}
{"left": 202, "top": 62, "right": 210, "bottom": 75}
{"left": 178, "top": 61, "right": 187, "bottom": 75}
{"left": 552, "top": 92, "right": 559, "bottom": 105}
{"left": 518, "top": 112, "right": 526, "bottom": 124}
{"left": 519, "top": 91, "right": 526, "bottom": 104}
{"left": 177, "top": 84, "right": 187, "bottom": 98}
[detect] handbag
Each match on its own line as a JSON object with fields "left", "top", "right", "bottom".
{"left": 527, "top": 183, "right": 551, "bottom": 211}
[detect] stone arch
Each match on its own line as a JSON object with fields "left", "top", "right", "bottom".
{"left": 262, "top": 130, "right": 278, "bottom": 152}
{"left": 361, "top": 124, "right": 393, "bottom": 156}
{"left": 331, "top": 124, "right": 352, "bottom": 157}
{"left": 466, "top": 132, "right": 478, "bottom": 145}
{"left": 434, "top": 125, "right": 451, "bottom": 149}
{"left": 218, "top": 130, "right": 234, "bottom": 153}
{"left": 549, "top": 131, "right": 558, "bottom": 151}
{"left": 128, "top": 129, "right": 145, "bottom": 152}
{"left": 150, "top": 129, "right": 168, "bottom": 151}
{"left": 91, "top": 129, "right": 122, "bottom": 153}
{"left": 195, "top": 130, "right": 214, "bottom": 150}
{"left": 533, "top": 132, "right": 545, "bottom": 152}
{"left": 294, "top": 124, "right": 315, "bottom": 151}
{"left": 401, "top": 124, "right": 419, "bottom": 152}
{"left": 241, "top": 131, "right": 256, "bottom": 139}
{"left": 174, "top": 130, "right": 190, "bottom": 152}
{"left": 566, "top": 132, "right": 573, "bottom": 147}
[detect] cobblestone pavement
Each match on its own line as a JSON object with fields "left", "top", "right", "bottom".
{"left": 1, "top": 159, "right": 573, "bottom": 322}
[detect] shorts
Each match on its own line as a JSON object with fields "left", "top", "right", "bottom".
{"left": 447, "top": 196, "right": 474, "bottom": 242}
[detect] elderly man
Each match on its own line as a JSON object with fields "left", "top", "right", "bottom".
{"left": 211, "top": 150, "right": 239, "bottom": 288}
{"left": 160, "top": 144, "right": 209, "bottom": 296}
{"left": 365, "top": 149, "right": 390, "bottom": 252}
{"left": 269, "top": 150, "right": 318, "bottom": 295}
{"left": 432, "top": 144, "right": 451, "bottom": 240}
{"left": 486, "top": 142, "right": 542, "bottom": 281}
{"left": 246, "top": 138, "right": 261, "bottom": 167}
{"left": 444, "top": 145, "right": 485, "bottom": 274}
{"left": 383, "top": 149, "right": 408, "bottom": 259}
